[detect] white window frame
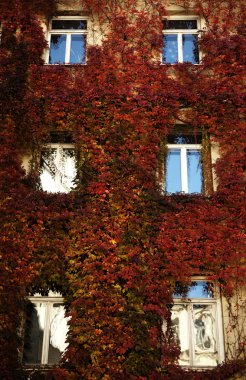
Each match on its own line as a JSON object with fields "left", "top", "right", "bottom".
{"left": 46, "top": 16, "right": 88, "bottom": 64}
{"left": 171, "top": 278, "right": 225, "bottom": 368}
{"left": 162, "top": 16, "right": 200, "bottom": 64}
{"left": 166, "top": 143, "right": 202, "bottom": 193}
{"left": 40, "top": 143, "right": 76, "bottom": 193}
{"left": 25, "top": 293, "right": 68, "bottom": 365}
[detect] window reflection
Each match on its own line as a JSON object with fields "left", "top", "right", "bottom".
{"left": 40, "top": 145, "right": 76, "bottom": 193}
{"left": 48, "top": 304, "right": 68, "bottom": 364}
{"left": 187, "top": 149, "right": 202, "bottom": 193}
{"left": 193, "top": 304, "right": 218, "bottom": 366}
{"left": 170, "top": 281, "right": 221, "bottom": 367}
{"left": 163, "top": 19, "right": 199, "bottom": 64}
{"left": 49, "top": 34, "right": 66, "bottom": 64}
{"left": 23, "top": 297, "right": 69, "bottom": 365}
{"left": 163, "top": 34, "right": 178, "bottom": 63}
{"left": 171, "top": 304, "right": 190, "bottom": 365}
{"left": 48, "top": 19, "right": 87, "bottom": 64}
{"left": 164, "top": 20, "right": 198, "bottom": 30}
{"left": 182, "top": 34, "right": 199, "bottom": 63}
{"left": 166, "top": 149, "right": 181, "bottom": 192}
{"left": 23, "top": 302, "right": 45, "bottom": 364}
{"left": 165, "top": 136, "right": 203, "bottom": 194}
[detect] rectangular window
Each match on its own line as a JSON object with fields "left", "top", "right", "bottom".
{"left": 165, "top": 134, "right": 202, "bottom": 194}
{"left": 40, "top": 143, "right": 76, "bottom": 193}
{"left": 48, "top": 18, "right": 87, "bottom": 64}
{"left": 162, "top": 18, "right": 199, "bottom": 64}
{"left": 170, "top": 280, "right": 224, "bottom": 367}
{"left": 23, "top": 293, "right": 69, "bottom": 365}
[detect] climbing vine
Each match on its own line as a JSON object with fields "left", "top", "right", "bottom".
{"left": 0, "top": 0, "right": 245, "bottom": 379}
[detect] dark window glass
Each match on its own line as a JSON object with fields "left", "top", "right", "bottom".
{"left": 167, "top": 134, "right": 202, "bottom": 144}
{"left": 23, "top": 302, "right": 44, "bottom": 364}
{"left": 164, "top": 20, "right": 197, "bottom": 30}
{"left": 49, "top": 132, "right": 73, "bottom": 144}
{"left": 52, "top": 20, "right": 87, "bottom": 30}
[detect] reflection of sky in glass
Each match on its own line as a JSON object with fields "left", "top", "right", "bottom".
{"left": 49, "top": 34, "right": 66, "bottom": 63}
{"left": 166, "top": 149, "right": 181, "bottom": 192}
{"left": 182, "top": 34, "right": 199, "bottom": 63}
{"left": 163, "top": 34, "right": 178, "bottom": 63}
{"left": 189, "top": 282, "right": 213, "bottom": 298}
{"left": 174, "top": 281, "right": 213, "bottom": 299}
{"left": 70, "top": 34, "right": 86, "bottom": 63}
{"left": 187, "top": 149, "right": 202, "bottom": 193}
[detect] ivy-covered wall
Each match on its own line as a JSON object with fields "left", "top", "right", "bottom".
{"left": 0, "top": 0, "right": 245, "bottom": 379}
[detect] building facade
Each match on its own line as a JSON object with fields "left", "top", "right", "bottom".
{"left": 0, "top": 0, "right": 245, "bottom": 379}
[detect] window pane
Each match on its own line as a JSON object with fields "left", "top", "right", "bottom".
{"left": 40, "top": 148, "right": 57, "bottom": 192}
{"left": 23, "top": 302, "right": 46, "bottom": 364}
{"left": 40, "top": 147, "right": 76, "bottom": 193}
{"left": 171, "top": 304, "right": 190, "bottom": 365}
{"left": 62, "top": 148, "right": 76, "bottom": 191}
{"left": 188, "top": 282, "right": 214, "bottom": 298}
{"left": 163, "top": 34, "right": 178, "bottom": 64}
{"left": 52, "top": 20, "right": 87, "bottom": 30}
{"left": 182, "top": 34, "right": 199, "bottom": 63}
{"left": 174, "top": 281, "right": 214, "bottom": 299}
{"left": 49, "top": 34, "right": 66, "bottom": 64}
{"left": 166, "top": 149, "right": 181, "bottom": 192}
{"left": 167, "top": 134, "right": 202, "bottom": 144}
{"left": 187, "top": 149, "right": 202, "bottom": 193}
{"left": 164, "top": 20, "right": 197, "bottom": 30}
{"left": 48, "top": 304, "right": 69, "bottom": 364}
{"left": 70, "top": 34, "right": 86, "bottom": 63}
{"left": 192, "top": 304, "right": 218, "bottom": 366}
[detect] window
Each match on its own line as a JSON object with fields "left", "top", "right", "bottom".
{"left": 165, "top": 134, "right": 202, "bottom": 193}
{"left": 48, "top": 18, "right": 87, "bottom": 64}
{"left": 170, "top": 280, "right": 224, "bottom": 367}
{"left": 162, "top": 18, "right": 199, "bottom": 64}
{"left": 23, "top": 293, "right": 69, "bottom": 365}
{"left": 40, "top": 143, "right": 76, "bottom": 193}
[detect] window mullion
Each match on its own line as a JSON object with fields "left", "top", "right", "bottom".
{"left": 47, "top": 33, "right": 52, "bottom": 63}
{"left": 189, "top": 303, "right": 195, "bottom": 366}
{"left": 55, "top": 145, "right": 63, "bottom": 191}
{"left": 41, "top": 303, "right": 50, "bottom": 364}
{"left": 215, "top": 300, "right": 225, "bottom": 363}
{"left": 181, "top": 147, "right": 188, "bottom": 192}
{"left": 65, "top": 34, "right": 71, "bottom": 64}
{"left": 178, "top": 33, "right": 183, "bottom": 62}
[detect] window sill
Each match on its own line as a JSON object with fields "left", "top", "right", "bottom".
{"left": 23, "top": 364, "right": 60, "bottom": 370}
{"left": 44, "top": 63, "right": 86, "bottom": 66}
{"left": 159, "top": 365, "right": 221, "bottom": 373}
{"left": 160, "top": 62, "right": 201, "bottom": 67}
{"left": 162, "top": 192, "right": 204, "bottom": 197}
